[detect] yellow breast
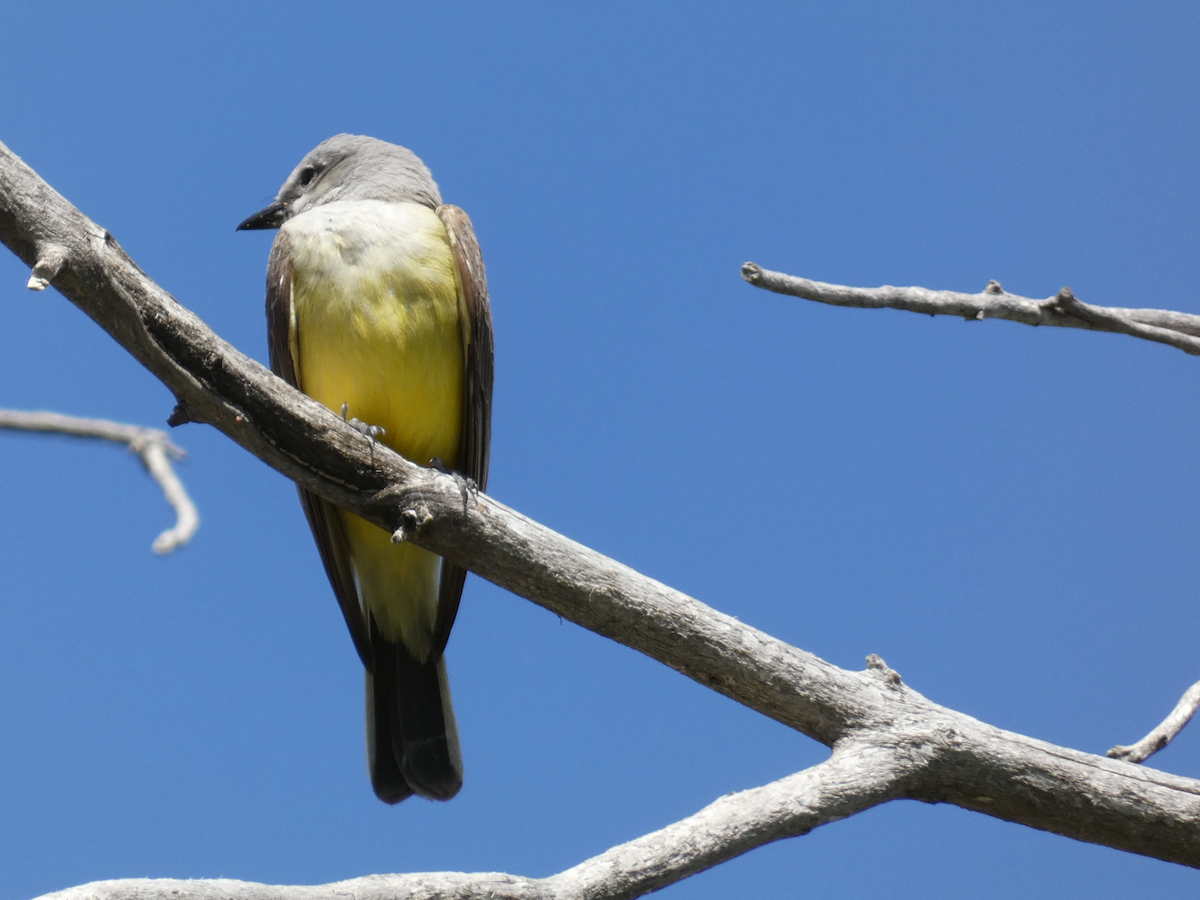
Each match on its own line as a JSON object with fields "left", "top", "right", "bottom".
{"left": 283, "top": 200, "right": 465, "bottom": 655}
{"left": 285, "top": 199, "right": 465, "bottom": 468}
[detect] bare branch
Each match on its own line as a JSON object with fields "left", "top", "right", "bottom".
{"left": 547, "top": 738, "right": 902, "bottom": 899}
{"left": 741, "top": 262, "right": 1200, "bottom": 355}
{"left": 1109, "top": 679, "right": 1200, "bottom": 764}
{"left": 2, "top": 138, "right": 1200, "bottom": 884}
{"left": 0, "top": 408, "right": 198, "bottom": 553}
{"left": 33, "top": 743, "right": 901, "bottom": 900}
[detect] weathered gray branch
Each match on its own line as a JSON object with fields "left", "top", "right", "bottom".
{"left": 0, "top": 408, "right": 198, "bottom": 553}
{"left": 3, "top": 139, "right": 1199, "bottom": 900}
{"left": 35, "top": 740, "right": 902, "bottom": 900}
{"left": 741, "top": 262, "right": 1200, "bottom": 355}
{"left": 1110, "top": 679, "right": 1200, "bottom": 764}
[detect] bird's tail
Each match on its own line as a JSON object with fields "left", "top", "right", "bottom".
{"left": 366, "top": 621, "right": 463, "bottom": 803}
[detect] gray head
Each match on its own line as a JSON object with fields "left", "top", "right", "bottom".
{"left": 238, "top": 134, "right": 442, "bottom": 231}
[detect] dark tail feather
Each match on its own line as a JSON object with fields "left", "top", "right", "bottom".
{"left": 366, "top": 649, "right": 414, "bottom": 804}
{"left": 366, "top": 622, "right": 463, "bottom": 803}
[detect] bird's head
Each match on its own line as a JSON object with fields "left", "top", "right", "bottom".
{"left": 237, "top": 134, "right": 442, "bottom": 231}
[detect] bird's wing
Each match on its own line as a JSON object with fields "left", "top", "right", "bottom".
{"left": 266, "top": 230, "right": 374, "bottom": 670}
{"left": 430, "top": 204, "right": 495, "bottom": 659}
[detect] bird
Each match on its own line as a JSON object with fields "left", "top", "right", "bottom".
{"left": 238, "top": 134, "right": 493, "bottom": 803}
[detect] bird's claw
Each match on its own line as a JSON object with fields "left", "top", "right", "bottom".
{"left": 341, "top": 402, "right": 386, "bottom": 463}
{"left": 428, "top": 457, "right": 478, "bottom": 511}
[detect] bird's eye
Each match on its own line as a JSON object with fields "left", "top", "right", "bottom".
{"left": 296, "top": 166, "right": 317, "bottom": 187}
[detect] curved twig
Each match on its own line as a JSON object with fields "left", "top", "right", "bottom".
{"left": 741, "top": 263, "right": 1200, "bottom": 355}
{"left": 0, "top": 408, "right": 198, "bottom": 553}
{"left": 1109, "top": 679, "right": 1200, "bottom": 764}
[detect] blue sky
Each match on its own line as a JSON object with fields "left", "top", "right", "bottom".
{"left": 1, "top": 2, "right": 1199, "bottom": 897}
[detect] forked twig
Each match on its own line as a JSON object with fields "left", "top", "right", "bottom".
{"left": 0, "top": 408, "right": 199, "bottom": 553}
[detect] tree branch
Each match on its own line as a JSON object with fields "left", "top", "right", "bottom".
{"left": 0, "top": 408, "right": 198, "bottom": 553}
{"left": 1109, "top": 679, "right": 1200, "bottom": 764}
{"left": 32, "top": 742, "right": 903, "bottom": 900}
{"left": 740, "top": 262, "right": 1200, "bottom": 355}
{"left": 2, "top": 138, "right": 1199, "bottom": 897}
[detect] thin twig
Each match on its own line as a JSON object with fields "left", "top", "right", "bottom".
{"left": 741, "top": 263, "right": 1200, "bottom": 355}
{"left": 1109, "top": 679, "right": 1200, "bottom": 764}
{"left": 0, "top": 408, "right": 198, "bottom": 553}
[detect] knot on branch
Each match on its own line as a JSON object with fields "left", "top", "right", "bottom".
{"left": 1040, "top": 286, "right": 1083, "bottom": 316}
{"left": 933, "top": 725, "right": 965, "bottom": 753}
{"left": 741, "top": 261, "right": 764, "bottom": 284}
{"left": 167, "top": 400, "right": 194, "bottom": 427}
{"left": 26, "top": 243, "right": 69, "bottom": 290}
{"left": 984, "top": 280, "right": 1004, "bottom": 295}
{"left": 392, "top": 504, "right": 434, "bottom": 544}
{"left": 1107, "top": 739, "right": 1165, "bottom": 763}
{"left": 865, "top": 654, "right": 902, "bottom": 687}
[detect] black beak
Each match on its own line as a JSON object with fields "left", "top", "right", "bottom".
{"left": 237, "top": 198, "right": 289, "bottom": 231}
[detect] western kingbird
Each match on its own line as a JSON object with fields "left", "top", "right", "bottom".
{"left": 238, "top": 134, "right": 493, "bottom": 803}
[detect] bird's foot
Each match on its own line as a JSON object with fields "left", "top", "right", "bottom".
{"left": 428, "top": 457, "right": 479, "bottom": 511}
{"left": 341, "top": 402, "right": 386, "bottom": 463}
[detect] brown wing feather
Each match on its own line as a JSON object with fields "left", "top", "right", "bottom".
{"left": 430, "top": 204, "right": 494, "bottom": 659}
{"left": 265, "top": 231, "right": 374, "bottom": 670}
